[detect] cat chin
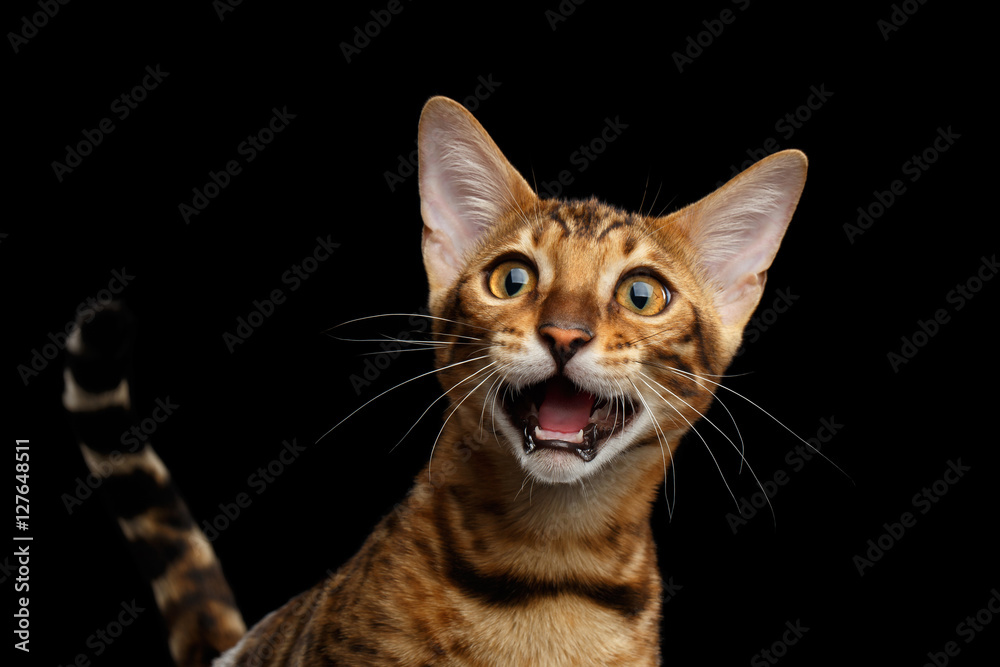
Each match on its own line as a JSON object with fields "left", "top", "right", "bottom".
{"left": 492, "top": 415, "right": 645, "bottom": 485}
{"left": 491, "top": 373, "right": 646, "bottom": 484}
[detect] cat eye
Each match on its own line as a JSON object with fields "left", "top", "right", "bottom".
{"left": 488, "top": 260, "right": 537, "bottom": 299}
{"left": 615, "top": 275, "right": 670, "bottom": 316}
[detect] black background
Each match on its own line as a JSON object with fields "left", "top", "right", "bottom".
{"left": 6, "top": 1, "right": 994, "bottom": 665}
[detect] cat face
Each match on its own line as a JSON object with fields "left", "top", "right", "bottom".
{"left": 418, "top": 97, "right": 806, "bottom": 485}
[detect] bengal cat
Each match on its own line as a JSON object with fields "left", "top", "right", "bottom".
{"left": 63, "top": 96, "right": 809, "bottom": 665}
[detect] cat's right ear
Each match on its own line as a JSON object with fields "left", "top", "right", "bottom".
{"left": 418, "top": 96, "right": 537, "bottom": 307}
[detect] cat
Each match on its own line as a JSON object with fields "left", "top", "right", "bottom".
{"left": 62, "top": 95, "right": 808, "bottom": 665}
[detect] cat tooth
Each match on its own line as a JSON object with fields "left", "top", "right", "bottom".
{"left": 534, "top": 426, "right": 585, "bottom": 444}
{"left": 523, "top": 422, "right": 536, "bottom": 454}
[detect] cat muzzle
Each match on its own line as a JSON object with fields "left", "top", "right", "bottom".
{"left": 503, "top": 376, "right": 638, "bottom": 463}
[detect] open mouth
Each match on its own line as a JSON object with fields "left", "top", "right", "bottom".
{"left": 501, "top": 376, "right": 638, "bottom": 462}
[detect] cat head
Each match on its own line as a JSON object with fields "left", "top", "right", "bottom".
{"left": 418, "top": 96, "right": 806, "bottom": 485}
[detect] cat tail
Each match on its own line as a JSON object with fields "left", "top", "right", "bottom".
{"left": 61, "top": 302, "right": 246, "bottom": 666}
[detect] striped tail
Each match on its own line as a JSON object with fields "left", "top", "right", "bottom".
{"left": 62, "top": 303, "right": 246, "bottom": 666}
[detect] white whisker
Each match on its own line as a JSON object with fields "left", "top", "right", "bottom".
{"left": 637, "top": 375, "right": 751, "bottom": 522}
{"left": 679, "top": 371, "right": 747, "bottom": 475}
{"left": 627, "top": 378, "right": 675, "bottom": 520}
{"left": 639, "top": 371, "right": 775, "bottom": 526}
{"left": 314, "top": 354, "right": 492, "bottom": 445}
{"left": 665, "top": 366, "right": 853, "bottom": 482}
{"left": 428, "top": 362, "right": 505, "bottom": 480}
{"left": 392, "top": 361, "right": 501, "bottom": 453}
{"left": 326, "top": 312, "right": 502, "bottom": 335}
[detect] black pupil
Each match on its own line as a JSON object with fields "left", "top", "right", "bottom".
{"left": 505, "top": 267, "right": 529, "bottom": 295}
{"left": 630, "top": 281, "right": 654, "bottom": 310}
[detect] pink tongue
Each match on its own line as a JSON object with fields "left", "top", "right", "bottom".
{"left": 537, "top": 377, "right": 595, "bottom": 433}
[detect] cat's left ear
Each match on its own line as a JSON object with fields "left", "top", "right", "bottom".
{"left": 671, "top": 149, "right": 807, "bottom": 345}
{"left": 418, "top": 96, "right": 537, "bottom": 306}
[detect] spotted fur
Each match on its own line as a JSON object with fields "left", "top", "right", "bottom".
{"left": 65, "top": 97, "right": 807, "bottom": 665}
{"left": 62, "top": 304, "right": 246, "bottom": 665}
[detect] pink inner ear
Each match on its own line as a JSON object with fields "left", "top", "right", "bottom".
{"left": 681, "top": 150, "right": 807, "bottom": 326}
{"left": 713, "top": 230, "right": 782, "bottom": 300}
{"left": 418, "top": 97, "right": 537, "bottom": 297}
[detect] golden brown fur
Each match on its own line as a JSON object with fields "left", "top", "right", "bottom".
{"left": 215, "top": 98, "right": 807, "bottom": 665}
{"left": 66, "top": 96, "right": 808, "bottom": 666}
{"left": 62, "top": 305, "right": 246, "bottom": 665}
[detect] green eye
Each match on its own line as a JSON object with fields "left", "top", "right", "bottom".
{"left": 489, "top": 261, "right": 537, "bottom": 298}
{"left": 616, "top": 275, "right": 669, "bottom": 315}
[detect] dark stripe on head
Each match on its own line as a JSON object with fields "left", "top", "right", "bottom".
{"left": 623, "top": 234, "right": 637, "bottom": 255}
{"left": 597, "top": 220, "right": 627, "bottom": 241}
{"left": 567, "top": 199, "right": 601, "bottom": 237}
{"left": 688, "top": 307, "right": 716, "bottom": 375}
{"left": 549, "top": 208, "right": 571, "bottom": 236}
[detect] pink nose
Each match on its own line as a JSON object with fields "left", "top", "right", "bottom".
{"left": 538, "top": 325, "right": 593, "bottom": 368}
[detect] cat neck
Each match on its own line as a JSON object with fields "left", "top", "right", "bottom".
{"left": 406, "top": 415, "right": 669, "bottom": 581}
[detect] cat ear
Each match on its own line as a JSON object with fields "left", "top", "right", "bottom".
{"left": 674, "top": 149, "right": 807, "bottom": 331}
{"left": 418, "top": 96, "right": 537, "bottom": 303}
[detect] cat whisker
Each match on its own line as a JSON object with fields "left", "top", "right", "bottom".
{"left": 624, "top": 326, "right": 680, "bottom": 347}
{"left": 325, "top": 312, "right": 503, "bottom": 335}
{"left": 479, "top": 364, "right": 513, "bottom": 441}
{"left": 637, "top": 369, "right": 751, "bottom": 473}
{"left": 391, "top": 360, "right": 502, "bottom": 454}
{"left": 673, "top": 369, "right": 747, "bottom": 475}
{"left": 638, "top": 371, "right": 775, "bottom": 527}
{"left": 328, "top": 334, "right": 483, "bottom": 345}
{"left": 663, "top": 366, "right": 853, "bottom": 483}
{"left": 428, "top": 363, "right": 505, "bottom": 480}
{"left": 632, "top": 197, "right": 681, "bottom": 244}
{"left": 639, "top": 174, "right": 665, "bottom": 221}
{"left": 651, "top": 193, "right": 679, "bottom": 220}
{"left": 353, "top": 344, "right": 487, "bottom": 358}
{"left": 636, "top": 375, "right": 749, "bottom": 522}
{"left": 637, "top": 172, "right": 651, "bottom": 217}
{"left": 314, "top": 354, "right": 493, "bottom": 445}
{"left": 489, "top": 380, "right": 511, "bottom": 447}
{"left": 627, "top": 378, "right": 676, "bottom": 520}
{"left": 513, "top": 473, "right": 532, "bottom": 503}
{"left": 620, "top": 376, "right": 676, "bottom": 518}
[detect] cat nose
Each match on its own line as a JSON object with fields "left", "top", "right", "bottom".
{"left": 538, "top": 324, "right": 593, "bottom": 368}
